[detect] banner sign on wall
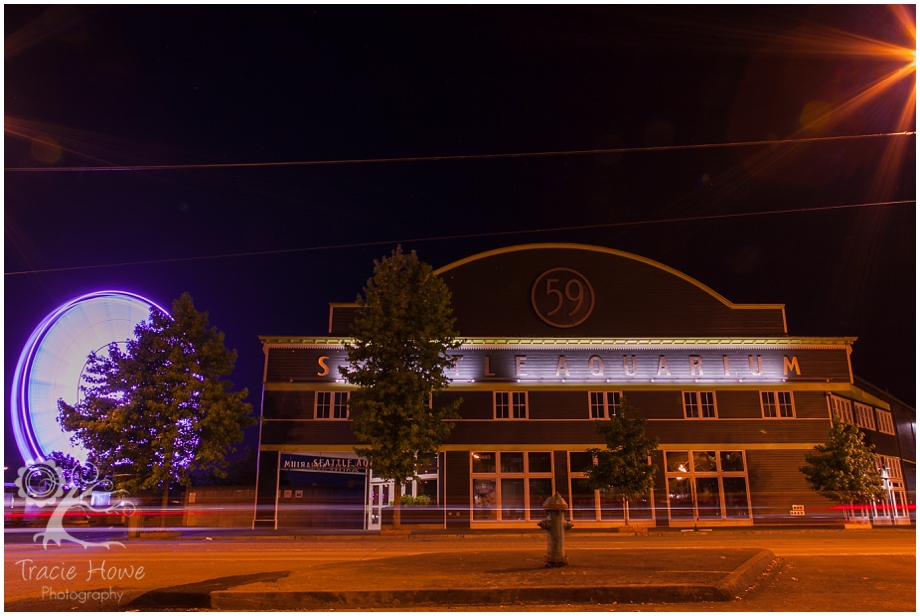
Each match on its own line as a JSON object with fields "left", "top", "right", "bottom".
{"left": 280, "top": 453, "right": 370, "bottom": 474}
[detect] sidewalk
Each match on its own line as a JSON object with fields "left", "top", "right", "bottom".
{"left": 123, "top": 541, "right": 775, "bottom": 610}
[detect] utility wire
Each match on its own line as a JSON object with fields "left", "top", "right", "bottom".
{"left": 4, "top": 198, "right": 913, "bottom": 276}
{"left": 4, "top": 131, "right": 915, "bottom": 172}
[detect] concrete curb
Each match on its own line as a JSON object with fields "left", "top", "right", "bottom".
{"left": 714, "top": 549, "right": 777, "bottom": 599}
{"left": 203, "top": 549, "right": 777, "bottom": 610}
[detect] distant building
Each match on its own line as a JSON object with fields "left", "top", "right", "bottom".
{"left": 253, "top": 244, "right": 915, "bottom": 530}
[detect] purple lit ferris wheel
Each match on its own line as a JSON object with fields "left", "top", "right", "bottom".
{"left": 10, "top": 291, "right": 167, "bottom": 466}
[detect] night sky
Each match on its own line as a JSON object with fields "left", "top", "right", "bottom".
{"left": 4, "top": 5, "right": 915, "bottom": 473}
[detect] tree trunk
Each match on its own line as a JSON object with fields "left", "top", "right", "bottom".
{"left": 393, "top": 486, "right": 402, "bottom": 529}
{"left": 160, "top": 484, "right": 169, "bottom": 529}
{"left": 623, "top": 497, "right": 630, "bottom": 526}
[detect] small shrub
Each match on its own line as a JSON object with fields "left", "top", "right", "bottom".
{"left": 399, "top": 494, "right": 432, "bottom": 507}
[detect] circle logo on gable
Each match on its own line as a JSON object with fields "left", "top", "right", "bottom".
{"left": 531, "top": 268, "right": 595, "bottom": 328}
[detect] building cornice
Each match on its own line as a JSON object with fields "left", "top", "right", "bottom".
{"left": 260, "top": 336, "right": 857, "bottom": 350}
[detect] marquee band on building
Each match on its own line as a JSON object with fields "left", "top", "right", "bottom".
{"left": 253, "top": 244, "right": 915, "bottom": 530}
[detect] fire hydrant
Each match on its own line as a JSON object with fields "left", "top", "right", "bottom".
{"left": 537, "top": 492, "right": 573, "bottom": 567}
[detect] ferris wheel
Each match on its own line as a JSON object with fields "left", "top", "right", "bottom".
{"left": 10, "top": 291, "right": 167, "bottom": 466}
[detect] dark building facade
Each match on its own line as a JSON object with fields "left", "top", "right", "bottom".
{"left": 254, "top": 244, "right": 915, "bottom": 530}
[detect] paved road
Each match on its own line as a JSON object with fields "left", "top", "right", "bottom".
{"left": 4, "top": 528, "right": 915, "bottom": 611}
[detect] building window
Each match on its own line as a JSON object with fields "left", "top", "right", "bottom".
{"left": 876, "top": 409, "right": 895, "bottom": 435}
{"left": 683, "top": 391, "right": 717, "bottom": 418}
{"left": 316, "top": 391, "right": 349, "bottom": 419}
{"left": 877, "top": 455, "right": 903, "bottom": 480}
{"left": 494, "top": 392, "right": 527, "bottom": 419}
{"left": 568, "top": 451, "right": 654, "bottom": 522}
{"left": 589, "top": 391, "right": 621, "bottom": 419}
{"left": 761, "top": 391, "right": 795, "bottom": 418}
{"left": 664, "top": 450, "right": 751, "bottom": 522}
{"left": 875, "top": 455, "right": 909, "bottom": 521}
{"left": 830, "top": 396, "right": 854, "bottom": 424}
{"left": 403, "top": 453, "right": 439, "bottom": 504}
{"left": 471, "top": 451, "right": 554, "bottom": 522}
{"left": 854, "top": 403, "right": 876, "bottom": 431}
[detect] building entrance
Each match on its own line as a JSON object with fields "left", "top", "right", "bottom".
{"left": 367, "top": 478, "right": 395, "bottom": 530}
{"left": 276, "top": 453, "right": 369, "bottom": 529}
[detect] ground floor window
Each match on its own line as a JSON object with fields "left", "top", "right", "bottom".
{"left": 471, "top": 451, "right": 554, "bottom": 521}
{"left": 402, "top": 453, "right": 439, "bottom": 503}
{"left": 664, "top": 450, "right": 751, "bottom": 521}
{"left": 873, "top": 456, "right": 910, "bottom": 523}
{"left": 567, "top": 451, "right": 654, "bottom": 522}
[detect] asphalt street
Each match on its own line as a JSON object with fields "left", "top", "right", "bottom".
{"left": 3, "top": 527, "right": 915, "bottom": 612}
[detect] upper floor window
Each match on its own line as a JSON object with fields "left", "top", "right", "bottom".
{"left": 589, "top": 391, "right": 621, "bottom": 419}
{"left": 876, "top": 409, "right": 895, "bottom": 435}
{"left": 494, "top": 391, "right": 527, "bottom": 419}
{"left": 683, "top": 391, "right": 717, "bottom": 418}
{"left": 830, "top": 396, "right": 854, "bottom": 424}
{"left": 877, "top": 455, "right": 903, "bottom": 480}
{"left": 761, "top": 391, "right": 795, "bottom": 418}
{"left": 854, "top": 403, "right": 876, "bottom": 431}
{"left": 316, "top": 391, "right": 349, "bottom": 419}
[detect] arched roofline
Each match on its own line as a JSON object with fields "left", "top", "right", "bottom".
{"left": 433, "top": 243, "right": 786, "bottom": 313}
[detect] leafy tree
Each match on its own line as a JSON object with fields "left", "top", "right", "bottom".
{"left": 581, "top": 401, "right": 659, "bottom": 525}
{"left": 46, "top": 451, "right": 87, "bottom": 490}
{"left": 341, "top": 247, "right": 462, "bottom": 528}
{"left": 800, "top": 416, "right": 886, "bottom": 519}
{"left": 58, "top": 293, "right": 255, "bottom": 522}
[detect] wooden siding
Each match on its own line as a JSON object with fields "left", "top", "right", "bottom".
{"left": 530, "top": 391, "right": 587, "bottom": 420}
{"left": 445, "top": 391, "right": 492, "bottom": 420}
{"left": 263, "top": 390, "right": 315, "bottom": 420}
{"left": 780, "top": 349, "right": 852, "bottom": 383}
{"left": 649, "top": 419, "right": 830, "bottom": 445}
{"left": 793, "top": 391, "right": 832, "bottom": 420}
{"left": 862, "top": 431, "right": 902, "bottom": 458}
{"left": 702, "top": 390, "right": 829, "bottom": 420}
{"left": 438, "top": 246, "right": 787, "bottom": 337}
{"left": 260, "top": 388, "right": 845, "bottom": 423}
{"left": 651, "top": 451, "right": 669, "bottom": 527}
{"left": 553, "top": 450, "right": 570, "bottom": 504}
{"left": 705, "top": 390, "right": 754, "bottom": 419}
{"left": 745, "top": 449, "right": 842, "bottom": 523}
{"left": 261, "top": 421, "right": 359, "bottom": 446}
{"left": 445, "top": 451, "right": 470, "bottom": 528}
{"left": 623, "top": 391, "right": 684, "bottom": 419}
{"left": 433, "top": 391, "right": 465, "bottom": 413}
{"left": 892, "top": 403, "right": 917, "bottom": 464}
{"left": 330, "top": 305, "right": 359, "bottom": 335}
{"left": 254, "top": 451, "right": 279, "bottom": 525}
{"left": 262, "top": 417, "right": 831, "bottom": 448}
{"left": 265, "top": 348, "right": 336, "bottom": 383}
{"left": 447, "top": 421, "right": 607, "bottom": 446}
{"left": 441, "top": 418, "right": 831, "bottom": 447}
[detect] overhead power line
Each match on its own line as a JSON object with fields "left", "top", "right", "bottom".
{"left": 4, "top": 131, "right": 915, "bottom": 172}
{"left": 4, "top": 198, "right": 913, "bottom": 276}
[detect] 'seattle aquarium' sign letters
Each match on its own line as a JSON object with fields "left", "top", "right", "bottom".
{"left": 307, "top": 347, "right": 823, "bottom": 384}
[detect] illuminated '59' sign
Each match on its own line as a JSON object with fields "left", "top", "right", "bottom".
{"left": 531, "top": 268, "right": 595, "bottom": 328}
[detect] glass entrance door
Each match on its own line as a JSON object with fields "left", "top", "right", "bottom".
{"left": 367, "top": 478, "right": 394, "bottom": 530}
